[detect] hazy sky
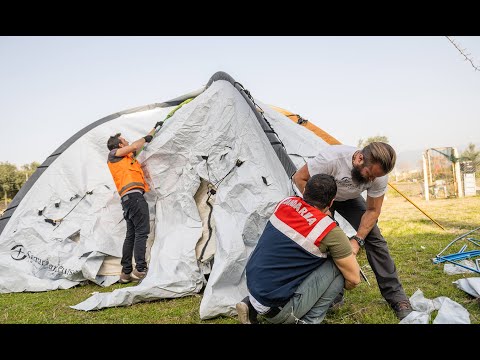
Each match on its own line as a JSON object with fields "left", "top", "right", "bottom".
{"left": 1, "top": 36, "right": 479, "bottom": 166}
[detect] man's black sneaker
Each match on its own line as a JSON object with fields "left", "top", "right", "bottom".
{"left": 392, "top": 300, "right": 413, "bottom": 320}
{"left": 236, "top": 296, "right": 259, "bottom": 324}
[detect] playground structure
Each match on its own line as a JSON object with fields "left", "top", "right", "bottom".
{"left": 461, "top": 161, "right": 477, "bottom": 196}
{"left": 422, "top": 147, "right": 463, "bottom": 201}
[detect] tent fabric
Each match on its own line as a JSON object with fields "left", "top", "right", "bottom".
{"left": 269, "top": 105, "right": 342, "bottom": 146}
{"left": 0, "top": 87, "right": 205, "bottom": 235}
{"left": 0, "top": 71, "right": 355, "bottom": 319}
{"left": 0, "top": 107, "right": 172, "bottom": 293}
{"left": 206, "top": 72, "right": 298, "bottom": 178}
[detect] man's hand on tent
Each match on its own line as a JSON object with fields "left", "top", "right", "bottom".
{"left": 155, "top": 121, "right": 164, "bottom": 129}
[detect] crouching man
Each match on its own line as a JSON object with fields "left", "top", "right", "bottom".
{"left": 236, "top": 174, "right": 360, "bottom": 324}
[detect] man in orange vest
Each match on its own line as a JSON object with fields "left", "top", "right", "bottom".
{"left": 106, "top": 122, "right": 162, "bottom": 283}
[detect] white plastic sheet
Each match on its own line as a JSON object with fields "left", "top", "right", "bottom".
{"left": 400, "top": 289, "right": 470, "bottom": 324}
{"left": 443, "top": 260, "right": 476, "bottom": 275}
{"left": 453, "top": 277, "right": 480, "bottom": 298}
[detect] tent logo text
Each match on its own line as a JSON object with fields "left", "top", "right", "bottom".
{"left": 10, "top": 244, "right": 79, "bottom": 275}
{"left": 11, "top": 244, "right": 27, "bottom": 260}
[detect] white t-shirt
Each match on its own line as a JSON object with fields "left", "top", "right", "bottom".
{"left": 307, "top": 145, "right": 388, "bottom": 202}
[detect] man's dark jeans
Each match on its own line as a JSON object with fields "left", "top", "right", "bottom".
{"left": 331, "top": 196, "right": 408, "bottom": 306}
{"left": 120, "top": 192, "right": 150, "bottom": 273}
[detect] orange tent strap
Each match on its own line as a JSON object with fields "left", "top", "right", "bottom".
{"left": 269, "top": 105, "right": 341, "bottom": 145}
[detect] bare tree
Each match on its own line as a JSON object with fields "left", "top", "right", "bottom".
{"left": 446, "top": 36, "right": 480, "bottom": 72}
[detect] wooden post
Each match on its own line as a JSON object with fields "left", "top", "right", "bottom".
{"left": 453, "top": 147, "right": 463, "bottom": 198}
{"left": 423, "top": 151, "right": 430, "bottom": 201}
{"left": 427, "top": 149, "right": 433, "bottom": 185}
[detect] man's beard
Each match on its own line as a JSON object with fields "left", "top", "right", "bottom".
{"left": 351, "top": 165, "right": 369, "bottom": 185}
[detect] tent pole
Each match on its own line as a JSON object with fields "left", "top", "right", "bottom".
{"left": 387, "top": 182, "right": 445, "bottom": 231}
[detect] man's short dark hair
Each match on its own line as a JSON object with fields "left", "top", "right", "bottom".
{"left": 107, "top": 133, "right": 121, "bottom": 151}
{"left": 303, "top": 174, "right": 337, "bottom": 209}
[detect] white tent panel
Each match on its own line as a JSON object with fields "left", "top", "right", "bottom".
{"left": 0, "top": 107, "right": 175, "bottom": 292}
{"left": 1, "top": 74, "right": 356, "bottom": 320}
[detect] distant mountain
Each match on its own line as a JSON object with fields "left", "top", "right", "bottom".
{"left": 396, "top": 142, "right": 480, "bottom": 171}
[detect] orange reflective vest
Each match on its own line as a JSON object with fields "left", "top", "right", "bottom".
{"left": 107, "top": 152, "right": 150, "bottom": 197}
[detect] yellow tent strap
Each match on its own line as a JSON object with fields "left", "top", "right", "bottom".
{"left": 164, "top": 98, "right": 194, "bottom": 123}
{"left": 387, "top": 182, "right": 445, "bottom": 231}
{"left": 135, "top": 98, "right": 194, "bottom": 159}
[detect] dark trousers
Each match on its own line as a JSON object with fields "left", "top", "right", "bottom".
{"left": 120, "top": 192, "right": 150, "bottom": 273}
{"left": 331, "top": 196, "right": 408, "bottom": 305}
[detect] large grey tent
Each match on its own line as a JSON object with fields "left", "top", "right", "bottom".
{"left": 0, "top": 72, "right": 354, "bottom": 319}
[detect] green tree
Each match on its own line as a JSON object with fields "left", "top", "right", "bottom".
{"left": 0, "top": 162, "right": 20, "bottom": 206}
{"left": 20, "top": 161, "right": 40, "bottom": 182}
{"left": 0, "top": 161, "right": 39, "bottom": 207}
{"left": 357, "top": 135, "right": 389, "bottom": 148}
{"left": 460, "top": 143, "right": 480, "bottom": 168}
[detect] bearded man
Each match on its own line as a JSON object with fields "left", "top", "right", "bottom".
{"left": 293, "top": 142, "right": 412, "bottom": 320}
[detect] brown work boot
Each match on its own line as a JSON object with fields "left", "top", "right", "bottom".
{"left": 392, "top": 300, "right": 413, "bottom": 320}
{"left": 236, "top": 296, "right": 259, "bottom": 324}
{"left": 131, "top": 268, "right": 147, "bottom": 281}
{"left": 119, "top": 272, "right": 132, "bottom": 284}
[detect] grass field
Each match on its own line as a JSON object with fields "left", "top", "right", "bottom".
{"left": 1, "top": 189, "right": 479, "bottom": 324}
